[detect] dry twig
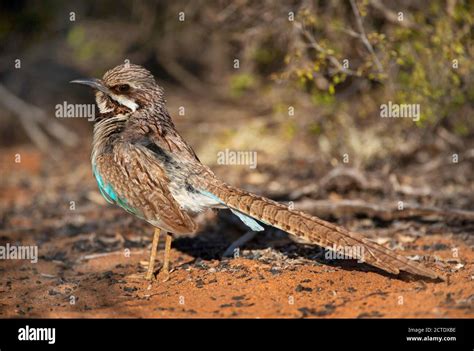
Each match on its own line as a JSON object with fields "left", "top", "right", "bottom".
{"left": 294, "top": 22, "right": 357, "bottom": 76}
{"left": 0, "top": 83, "right": 79, "bottom": 154}
{"left": 349, "top": 0, "right": 384, "bottom": 73}
{"left": 369, "top": 0, "right": 417, "bottom": 29}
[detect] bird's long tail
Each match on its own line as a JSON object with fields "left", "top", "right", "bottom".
{"left": 203, "top": 181, "right": 443, "bottom": 280}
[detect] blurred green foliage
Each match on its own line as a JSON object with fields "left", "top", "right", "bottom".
{"left": 230, "top": 73, "right": 256, "bottom": 97}
{"left": 279, "top": 1, "right": 473, "bottom": 129}
{"left": 1, "top": 0, "right": 472, "bottom": 156}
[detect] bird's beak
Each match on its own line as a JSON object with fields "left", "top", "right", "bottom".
{"left": 70, "top": 78, "right": 112, "bottom": 95}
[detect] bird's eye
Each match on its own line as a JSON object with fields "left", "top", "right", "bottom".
{"left": 116, "top": 84, "right": 130, "bottom": 93}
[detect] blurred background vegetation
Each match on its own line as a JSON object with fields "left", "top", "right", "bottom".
{"left": 1, "top": 1, "right": 473, "bottom": 320}
{"left": 0, "top": 0, "right": 472, "bottom": 190}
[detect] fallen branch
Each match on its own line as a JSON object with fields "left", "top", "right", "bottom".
{"left": 289, "top": 167, "right": 434, "bottom": 200}
{"left": 78, "top": 249, "right": 145, "bottom": 262}
{"left": 295, "top": 198, "right": 474, "bottom": 223}
{"left": 0, "top": 83, "right": 79, "bottom": 154}
{"left": 319, "top": 166, "right": 369, "bottom": 190}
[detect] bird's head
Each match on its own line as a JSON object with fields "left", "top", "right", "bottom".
{"left": 71, "top": 63, "right": 164, "bottom": 115}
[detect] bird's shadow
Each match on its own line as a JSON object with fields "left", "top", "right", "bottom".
{"left": 172, "top": 211, "right": 442, "bottom": 283}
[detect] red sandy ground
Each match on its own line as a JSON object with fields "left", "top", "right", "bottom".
{"left": 0, "top": 147, "right": 473, "bottom": 318}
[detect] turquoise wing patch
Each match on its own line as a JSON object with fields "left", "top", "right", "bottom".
{"left": 229, "top": 208, "right": 264, "bottom": 231}
{"left": 92, "top": 166, "right": 139, "bottom": 215}
{"left": 93, "top": 166, "right": 115, "bottom": 204}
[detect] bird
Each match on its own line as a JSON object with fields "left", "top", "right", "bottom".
{"left": 71, "top": 63, "right": 443, "bottom": 282}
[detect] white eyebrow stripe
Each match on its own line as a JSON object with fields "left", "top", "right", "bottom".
{"left": 108, "top": 93, "right": 139, "bottom": 112}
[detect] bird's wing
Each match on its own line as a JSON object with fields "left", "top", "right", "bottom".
{"left": 94, "top": 142, "right": 197, "bottom": 234}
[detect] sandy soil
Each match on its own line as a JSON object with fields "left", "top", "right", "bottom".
{"left": 0, "top": 147, "right": 473, "bottom": 318}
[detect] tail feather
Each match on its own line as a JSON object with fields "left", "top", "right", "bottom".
{"left": 204, "top": 181, "right": 443, "bottom": 280}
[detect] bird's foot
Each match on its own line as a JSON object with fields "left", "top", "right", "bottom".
{"left": 145, "top": 271, "right": 156, "bottom": 281}
{"left": 158, "top": 267, "right": 171, "bottom": 282}
{"left": 160, "top": 272, "right": 170, "bottom": 282}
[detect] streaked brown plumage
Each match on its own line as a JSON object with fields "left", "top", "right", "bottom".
{"left": 72, "top": 63, "right": 444, "bottom": 281}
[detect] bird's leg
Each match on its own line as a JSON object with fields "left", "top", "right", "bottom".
{"left": 145, "top": 228, "right": 161, "bottom": 280}
{"left": 160, "top": 232, "right": 172, "bottom": 282}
